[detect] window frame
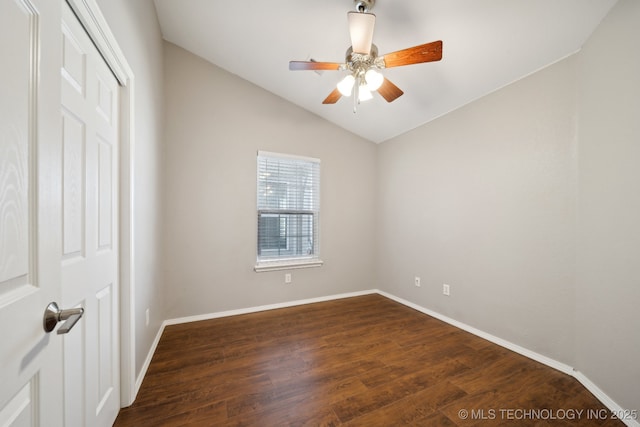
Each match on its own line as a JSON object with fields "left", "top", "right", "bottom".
{"left": 254, "top": 151, "right": 323, "bottom": 272}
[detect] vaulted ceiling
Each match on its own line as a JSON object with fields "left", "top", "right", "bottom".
{"left": 153, "top": 0, "right": 617, "bottom": 143}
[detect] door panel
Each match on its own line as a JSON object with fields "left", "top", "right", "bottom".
{"left": 60, "top": 2, "right": 120, "bottom": 426}
{"left": 0, "top": 0, "right": 34, "bottom": 297}
{"left": 61, "top": 109, "right": 86, "bottom": 259}
{"left": 0, "top": 381, "right": 35, "bottom": 426}
{"left": 97, "top": 137, "right": 113, "bottom": 250}
{"left": 0, "top": 0, "right": 63, "bottom": 425}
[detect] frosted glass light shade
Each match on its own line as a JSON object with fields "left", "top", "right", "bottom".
{"left": 337, "top": 75, "right": 355, "bottom": 96}
{"left": 358, "top": 84, "right": 373, "bottom": 101}
{"left": 365, "top": 69, "right": 383, "bottom": 91}
{"left": 348, "top": 12, "right": 375, "bottom": 54}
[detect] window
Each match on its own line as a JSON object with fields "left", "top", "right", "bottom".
{"left": 255, "top": 151, "right": 322, "bottom": 271}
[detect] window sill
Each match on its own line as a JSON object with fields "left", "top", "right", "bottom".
{"left": 254, "top": 259, "right": 324, "bottom": 272}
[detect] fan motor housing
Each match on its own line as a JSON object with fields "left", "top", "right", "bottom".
{"left": 345, "top": 45, "right": 379, "bottom": 63}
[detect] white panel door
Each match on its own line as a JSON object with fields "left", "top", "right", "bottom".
{"left": 60, "top": 2, "right": 120, "bottom": 426}
{"left": 0, "top": 0, "right": 63, "bottom": 425}
{"left": 1, "top": 1, "right": 121, "bottom": 425}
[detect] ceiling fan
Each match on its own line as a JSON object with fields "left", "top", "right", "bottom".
{"left": 289, "top": 0, "right": 443, "bottom": 112}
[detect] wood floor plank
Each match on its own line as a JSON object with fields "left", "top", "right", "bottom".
{"left": 114, "top": 294, "right": 624, "bottom": 426}
{"left": 343, "top": 381, "right": 467, "bottom": 426}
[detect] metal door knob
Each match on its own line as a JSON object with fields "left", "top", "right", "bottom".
{"left": 43, "top": 302, "right": 84, "bottom": 334}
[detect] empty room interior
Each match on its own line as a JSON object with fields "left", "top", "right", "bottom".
{"left": 1, "top": 0, "right": 639, "bottom": 426}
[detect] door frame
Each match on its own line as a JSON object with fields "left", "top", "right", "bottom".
{"left": 64, "top": 0, "right": 137, "bottom": 407}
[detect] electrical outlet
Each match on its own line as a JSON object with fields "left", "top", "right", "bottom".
{"left": 285, "top": 273, "right": 292, "bottom": 284}
{"left": 443, "top": 284, "right": 450, "bottom": 296}
{"left": 414, "top": 276, "right": 421, "bottom": 287}
{"left": 145, "top": 308, "right": 150, "bottom": 326}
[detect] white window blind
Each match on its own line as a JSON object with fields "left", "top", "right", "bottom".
{"left": 256, "top": 151, "right": 321, "bottom": 271}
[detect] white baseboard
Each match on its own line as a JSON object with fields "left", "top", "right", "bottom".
{"left": 163, "top": 289, "right": 377, "bottom": 326}
{"left": 134, "top": 320, "right": 166, "bottom": 399}
{"left": 376, "top": 290, "right": 639, "bottom": 427}
{"left": 376, "top": 290, "right": 576, "bottom": 375}
{"left": 572, "top": 371, "right": 640, "bottom": 427}
{"left": 132, "top": 288, "right": 638, "bottom": 426}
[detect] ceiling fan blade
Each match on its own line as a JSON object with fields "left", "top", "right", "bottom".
{"left": 322, "top": 88, "right": 342, "bottom": 104}
{"left": 289, "top": 61, "right": 343, "bottom": 71}
{"left": 377, "top": 78, "right": 404, "bottom": 102}
{"left": 348, "top": 11, "right": 375, "bottom": 54}
{"left": 382, "top": 40, "right": 443, "bottom": 68}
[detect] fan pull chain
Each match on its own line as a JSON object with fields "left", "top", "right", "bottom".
{"left": 353, "top": 76, "right": 359, "bottom": 113}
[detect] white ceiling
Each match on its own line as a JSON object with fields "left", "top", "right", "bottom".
{"left": 153, "top": 0, "right": 617, "bottom": 143}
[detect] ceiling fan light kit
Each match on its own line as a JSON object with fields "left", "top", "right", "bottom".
{"left": 365, "top": 68, "right": 384, "bottom": 90}
{"left": 337, "top": 75, "right": 356, "bottom": 96}
{"left": 289, "top": 0, "right": 443, "bottom": 113}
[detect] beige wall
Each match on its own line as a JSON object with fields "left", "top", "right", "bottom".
{"left": 377, "top": 53, "right": 579, "bottom": 365}
{"left": 161, "top": 43, "right": 377, "bottom": 319}
{"left": 95, "top": 0, "right": 165, "bottom": 378}
{"left": 576, "top": 0, "right": 640, "bottom": 413}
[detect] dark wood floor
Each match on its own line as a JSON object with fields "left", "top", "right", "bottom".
{"left": 115, "top": 294, "right": 623, "bottom": 426}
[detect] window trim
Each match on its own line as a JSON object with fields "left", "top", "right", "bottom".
{"left": 254, "top": 258, "right": 324, "bottom": 273}
{"left": 254, "top": 151, "right": 323, "bottom": 272}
